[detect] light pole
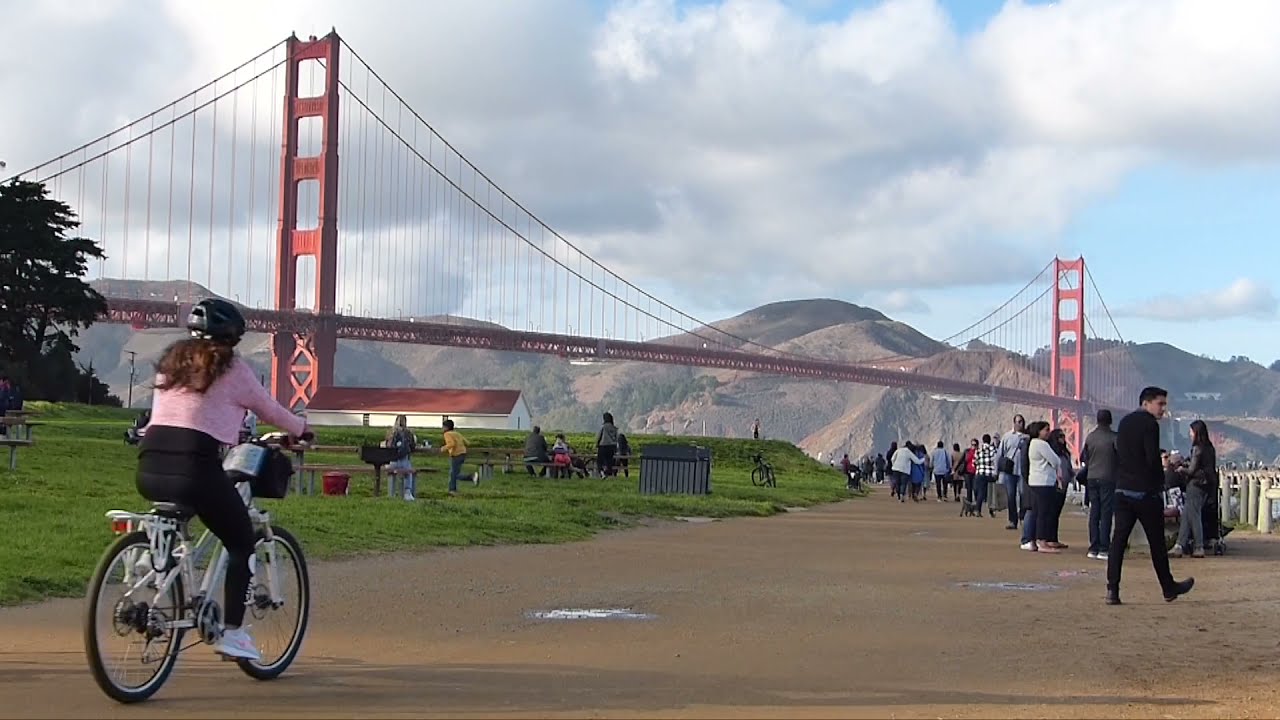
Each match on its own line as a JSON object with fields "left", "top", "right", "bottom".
{"left": 126, "top": 351, "right": 137, "bottom": 408}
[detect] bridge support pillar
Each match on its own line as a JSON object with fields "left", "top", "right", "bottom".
{"left": 1050, "top": 257, "right": 1086, "bottom": 455}
{"left": 271, "top": 31, "right": 341, "bottom": 410}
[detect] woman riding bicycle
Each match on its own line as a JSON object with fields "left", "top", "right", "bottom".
{"left": 136, "top": 298, "right": 309, "bottom": 662}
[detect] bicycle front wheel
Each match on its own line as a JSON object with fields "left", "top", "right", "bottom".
{"left": 84, "top": 530, "right": 185, "bottom": 703}
{"left": 238, "top": 525, "right": 310, "bottom": 680}
{"left": 751, "top": 467, "right": 766, "bottom": 486}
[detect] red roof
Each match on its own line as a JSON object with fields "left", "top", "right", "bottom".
{"left": 307, "top": 387, "right": 523, "bottom": 415}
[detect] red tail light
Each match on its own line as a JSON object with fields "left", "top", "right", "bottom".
{"left": 111, "top": 519, "right": 131, "bottom": 534}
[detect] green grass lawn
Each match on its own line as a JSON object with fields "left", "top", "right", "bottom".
{"left": 0, "top": 402, "right": 861, "bottom": 605}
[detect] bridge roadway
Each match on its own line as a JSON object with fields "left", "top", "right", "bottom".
{"left": 0, "top": 493, "right": 1275, "bottom": 718}
{"left": 105, "top": 298, "right": 1092, "bottom": 414}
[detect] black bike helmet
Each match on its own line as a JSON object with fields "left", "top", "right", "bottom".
{"left": 187, "top": 297, "right": 246, "bottom": 346}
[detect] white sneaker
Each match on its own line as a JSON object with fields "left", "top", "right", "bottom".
{"left": 215, "top": 627, "right": 262, "bottom": 661}
{"left": 1086, "top": 551, "right": 1098, "bottom": 559}
{"left": 1019, "top": 542, "right": 1037, "bottom": 551}
{"left": 403, "top": 490, "right": 416, "bottom": 502}
{"left": 1095, "top": 552, "right": 1109, "bottom": 561}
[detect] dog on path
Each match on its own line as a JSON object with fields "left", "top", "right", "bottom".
{"left": 960, "top": 499, "right": 979, "bottom": 517}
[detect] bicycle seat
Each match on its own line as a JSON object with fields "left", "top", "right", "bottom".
{"left": 151, "top": 502, "right": 196, "bottom": 519}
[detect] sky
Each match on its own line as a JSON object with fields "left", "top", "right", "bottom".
{"left": 2, "top": 0, "right": 1279, "bottom": 363}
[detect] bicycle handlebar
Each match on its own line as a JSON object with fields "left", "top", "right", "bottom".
{"left": 253, "top": 431, "right": 315, "bottom": 449}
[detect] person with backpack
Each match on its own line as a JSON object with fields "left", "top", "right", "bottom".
{"left": 385, "top": 414, "right": 418, "bottom": 501}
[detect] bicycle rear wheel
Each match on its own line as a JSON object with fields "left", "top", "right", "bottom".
{"left": 751, "top": 467, "right": 766, "bottom": 486}
{"left": 84, "top": 530, "right": 185, "bottom": 703}
{"left": 237, "top": 525, "right": 310, "bottom": 680}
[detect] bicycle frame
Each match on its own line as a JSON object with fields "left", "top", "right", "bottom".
{"left": 104, "top": 481, "right": 284, "bottom": 641}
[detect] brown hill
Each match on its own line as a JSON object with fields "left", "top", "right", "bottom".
{"left": 77, "top": 280, "right": 1280, "bottom": 460}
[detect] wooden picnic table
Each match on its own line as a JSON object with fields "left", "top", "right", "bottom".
{"left": 465, "top": 447, "right": 634, "bottom": 479}
{"left": 0, "top": 416, "right": 38, "bottom": 471}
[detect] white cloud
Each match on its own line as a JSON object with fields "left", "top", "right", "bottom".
{"left": 868, "top": 290, "right": 930, "bottom": 316}
{"left": 1118, "top": 278, "right": 1278, "bottom": 322}
{"left": 2, "top": 0, "right": 1279, "bottom": 324}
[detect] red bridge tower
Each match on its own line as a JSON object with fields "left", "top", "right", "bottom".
{"left": 1050, "top": 257, "right": 1086, "bottom": 453}
{"left": 272, "top": 32, "right": 341, "bottom": 410}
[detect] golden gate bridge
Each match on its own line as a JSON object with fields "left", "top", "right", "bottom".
{"left": 4, "top": 30, "right": 1141, "bottom": 451}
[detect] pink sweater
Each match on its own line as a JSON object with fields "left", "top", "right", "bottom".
{"left": 148, "top": 357, "right": 306, "bottom": 445}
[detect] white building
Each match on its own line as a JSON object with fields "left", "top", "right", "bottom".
{"left": 305, "top": 387, "right": 533, "bottom": 430}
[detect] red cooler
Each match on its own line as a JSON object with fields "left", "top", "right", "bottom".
{"left": 322, "top": 472, "right": 350, "bottom": 496}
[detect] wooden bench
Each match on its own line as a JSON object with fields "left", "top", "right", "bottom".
{"left": 1, "top": 416, "right": 39, "bottom": 442}
{"left": 501, "top": 453, "right": 636, "bottom": 479}
{"left": 0, "top": 416, "right": 38, "bottom": 470}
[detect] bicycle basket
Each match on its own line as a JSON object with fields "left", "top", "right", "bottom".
{"left": 224, "top": 442, "right": 295, "bottom": 499}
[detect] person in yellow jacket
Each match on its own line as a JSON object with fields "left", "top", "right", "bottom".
{"left": 441, "top": 418, "right": 469, "bottom": 495}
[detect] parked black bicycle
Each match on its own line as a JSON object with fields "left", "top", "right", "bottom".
{"left": 750, "top": 453, "right": 776, "bottom": 487}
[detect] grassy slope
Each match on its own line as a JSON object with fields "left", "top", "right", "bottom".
{"left": 0, "top": 402, "right": 857, "bottom": 605}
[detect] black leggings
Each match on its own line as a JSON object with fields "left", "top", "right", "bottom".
{"left": 597, "top": 444, "right": 617, "bottom": 477}
{"left": 136, "top": 427, "right": 256, "bottom": 628}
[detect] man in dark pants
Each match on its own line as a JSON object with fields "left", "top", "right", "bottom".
{"left": 1106, "top": 386, "right": 1195, "bottom": 605}
{"left": 1082, "top": 409, "right": 1118, "bottom": 561}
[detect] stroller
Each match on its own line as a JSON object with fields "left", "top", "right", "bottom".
{"left": 845, "top": 464, "right": 865, "bottom": 490}
{"left": 1165, "top": 484, "right": 1230, "bottom": 556}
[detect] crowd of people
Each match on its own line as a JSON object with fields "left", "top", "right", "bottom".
{"left": 846, "top": 386, "right": 1206, "bottom": 604}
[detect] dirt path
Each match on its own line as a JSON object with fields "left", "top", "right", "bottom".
{"left": 2, "top": 492, "right": 1278, "bottom": 719}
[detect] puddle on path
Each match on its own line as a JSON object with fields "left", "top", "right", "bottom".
{"left": 526, "top": 608, "right": 656, "bottom": 621}
{"left": 1048, "top": 569, "right": 1091, "bottom": 579}
{"left": 956, "top": 581, "right": 1061, "bottom": 592}
{"left": 675, "top": 516, "right": 717, "bottom": 524}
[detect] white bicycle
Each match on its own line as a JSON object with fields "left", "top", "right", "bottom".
{"left": 83, "top": 433, "right": 312, "bottom": 703}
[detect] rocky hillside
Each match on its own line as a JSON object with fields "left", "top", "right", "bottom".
{"left": 75, "top": 280, "right": 1280, "bottom": 460}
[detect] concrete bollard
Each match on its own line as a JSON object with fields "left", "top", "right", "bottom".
{"left": 1262, "top": 486, "right": 1280, "bottom": 535}
{"left": 1244, "top": 476, "right": 1255, "bottom": 526}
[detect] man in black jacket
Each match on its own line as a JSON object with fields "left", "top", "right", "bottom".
{"left": 1106, "top": 386, "right": 1194, "bottom": 605}
{"left": 1081, "top": 409, "right": 1118, "bottom": 561}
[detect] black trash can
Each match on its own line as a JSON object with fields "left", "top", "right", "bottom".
{"left": 639, "top": 444, "right": 712, "bottom": 495}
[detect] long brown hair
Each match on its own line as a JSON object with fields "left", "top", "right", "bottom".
{"left": 153, "top": 338, "right": 236, "bottom": 393}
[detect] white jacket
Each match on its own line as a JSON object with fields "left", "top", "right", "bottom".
{"left": 1027, "top": 438, "right": 1061, "bottom": 487}
{"left": 891, "top": 447, "right": 923, "bottom": 474}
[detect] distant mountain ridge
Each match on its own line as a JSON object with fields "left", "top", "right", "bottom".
{"left": 78, "top": 279, "right": 1280, "bottom": 460}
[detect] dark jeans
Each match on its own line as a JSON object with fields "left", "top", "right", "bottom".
{"left": 1088, "top": 480, "right": 1116, "bottom": 554}
{"left": 524, "top": 456, "right": 549, "bottom": 476}
{"left": 934, "top": 473, "right": 950, "bottom": 498}
{"left": 891, "top": 471, "right": 907, "bottom": 498}
{"left": 973, "top": 475, "right": 992, "bottom": 512}
{"left": 1001, "top": 473, "right": 1020, "bottom": 526}
{"left": 1107, "top": 492, "right": 1178, "bottom": 596}
{"left": 448, "top": 454, "right": 467, "bottom": 492}
{"left": 1032, "top": 486, "right": 1059, "bottom": 542}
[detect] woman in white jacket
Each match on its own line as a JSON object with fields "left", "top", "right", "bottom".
{"left": 891, "top": 442, "right": 925, "bottom": 504}
{"left": 1025, "top": 421, "right": 1062, "bottom": 554}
